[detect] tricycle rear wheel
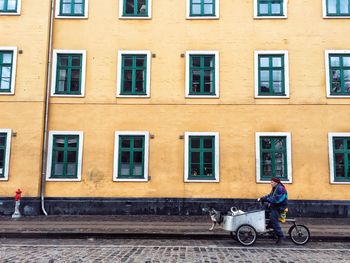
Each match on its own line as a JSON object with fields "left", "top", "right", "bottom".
{"left": 289, "top": 224, "right": 310, "bottom": 245}
{"left": 236, "top": 224, "right": 257, "bottom": 246}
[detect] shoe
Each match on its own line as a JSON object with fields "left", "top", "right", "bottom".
{"left": 276, "top": 237, "right": 284, "bottom": 245}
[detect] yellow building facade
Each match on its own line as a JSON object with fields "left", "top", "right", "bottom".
{"left": 0, "top": 0, "right": 349, "bottom": 216}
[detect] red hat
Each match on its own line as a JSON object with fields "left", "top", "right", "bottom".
{"left": 271, "top": 177, "right": 281, "bottom": 184}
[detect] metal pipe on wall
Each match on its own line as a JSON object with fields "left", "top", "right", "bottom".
{"left": 40, "top": 0, "right": 55, "bottom": 216}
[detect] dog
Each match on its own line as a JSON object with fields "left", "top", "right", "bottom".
{"left": 207, "top": 208, "right": 223, "bottom": 231}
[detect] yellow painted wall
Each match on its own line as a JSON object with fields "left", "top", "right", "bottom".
{"left": 2, "top": 1, "right": 350, "bottom": 200}
{"left": 0, "top": 0, "right": 50, "bottom": 196}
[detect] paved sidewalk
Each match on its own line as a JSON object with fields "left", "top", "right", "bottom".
{"left": 0, "top": 215, "right": 349, "bottom": 241}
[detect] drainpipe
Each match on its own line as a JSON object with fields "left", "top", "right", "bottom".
{"left": 40, "top": 0, "right": 55, "bottom": 216}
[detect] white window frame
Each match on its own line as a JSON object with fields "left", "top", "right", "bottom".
{"left": 113, "top": 131, "right": 150, "bottom": 182}
{"left": 116, "top": 50, "right": 151, "bottom": 98}
{"left": 185, "top": 51, "right": 219, "bottom": 98}
{"left": 328, "top": 132, "right": 350, "bottom": 184}
{"left": 254, "top": 50, "right": 290, "bottom": 98}
{"left": 325, "top": 50, "right": 350, "bottom": 98}
{"left": 46, "top": 131, "right": 84, "bottom": 182}
{"left": 186, "top": 0, "right": 219, "bottom": 19}
{"left": 51, "top": 49, "right": 87, "bottom": 97}
{"left": 323, "top": 0, "right": 350, "bottom": 18}
{"left": 0, "top": 47, "right": 17, "bottom": 95}
{"left": 0, "top": 0, "right": 21, "bottom": 15}
{"left": 253, "top": 0, "right": 288, "bottom": 19}
{"left": 55, "top": 0, "right": 89, "bottom": 19}
{"left": 184, "top": 132, "right": 220, "bottom": 183}
{"left": 255, "top": 132, "right": 292, "bottom": 184}
{"left": 0, "top": 129, "right": 12, "bottom": 181}
{"left": 119, "top": 0, "right": 152, "bottom": 19}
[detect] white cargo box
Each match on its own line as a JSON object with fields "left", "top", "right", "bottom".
{"left": 223, "top": 210, "right": 266, "bottom": 233}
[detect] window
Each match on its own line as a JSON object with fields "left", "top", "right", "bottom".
{"left": 254, "top": 0, "right": 287, "bottom": 18}
{"left": 186, "top": 0, "right": 219, "bottom": 19}
{"left": 46, "top": 131, "right": 83, "bottom": 181}
{"left": 0, "top": 129, "right": 11, "bottom": 181}
{"left": 254, "top": 51, "right": 289, "bottom": 98}
{"left": 114, "top": 131, "right": 149, "bottom": 181}
{"left": 0, "top": 47, "right": 17, "bottom": 95}
{"left": 256, "top": 132, "right": 292, "bottom": 183}
{"left": 325, "top": 51, "right": 350, "bottom": 97}
{"left": 184, "top": 132, "right": 219, "bottom": 182}
{"left": 51, "top": 50, "right": 86, "bottom": 97}
{"left": 328, "top": 133, "right": 350, "bottom": 183}
{"left": 0, "top": 0, "right": 21, "bottom": 15}
{"left": 117, "top": 51, "right": 151, "bottom": 97}
{"left": 185, "top": 51, "right": 219, "bottom": 98}
{"left": 56, "top": 0, "right": 88, "bottom": 18}
{"left": 324, "top": 0, "right": 350, "bottom": 17}
{"left": 119, "top": 0, "right": 151, "bottom": 18}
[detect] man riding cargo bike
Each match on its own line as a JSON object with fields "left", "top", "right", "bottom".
{"left": 258, "top": 177, "right": 289, "bottom": 245}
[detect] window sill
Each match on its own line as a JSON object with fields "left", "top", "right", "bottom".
{"left": 51, "top": 94, "right": 85, "bottom": 98}
{"left": 55, "top": 15, "right": 88, "bottom": 19}
{"left": 46, "top": 177, "right": 81, "bottom": 182}
{"left": 185, "top": 178, "right": 219, "bottom": 183}
{"left": 117, "top": 94, "right": 150, "bottom": 98}
{"left": 257, "top": 179, "right": 292, "bottom": 184}
{"left": 254, "top": 16, "right": 287, "bottom": 19}
{"left": 186, "top": 16, "right": 219, "bottom": 20}
{"left": 114, "top": 177, "right": 148, "bottom": 182}
{"left": 119, "top": 16, "right": 152, "bottom": 20}
{"left": 323, "top": 16, "right": 350, "bottom": 19}
{"left": 255, "top": 95, "right": 289, "bottom": 99}
{"left": 327, "top": 95, "right": 350, "bottom": 98}
{"left": 186, "top": 95, "right": 219, "bottom": 98}
{"left": 0, "top": 12, "right": 20, "bottom": 16}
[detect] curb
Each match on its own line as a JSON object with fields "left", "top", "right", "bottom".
{"left": 0, "top": 232, "right": 349, "bottom": 242}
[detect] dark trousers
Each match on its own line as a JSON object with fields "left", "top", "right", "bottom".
{"left": 269, "top": 208, "right": 284, "bottom": 238}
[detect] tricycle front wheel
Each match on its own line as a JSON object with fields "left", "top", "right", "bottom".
{"left": 289, "top": 224, "right": 310, "bottom": 245}
{"left": 236, "top": 224, "right": 257, "bottom": 246}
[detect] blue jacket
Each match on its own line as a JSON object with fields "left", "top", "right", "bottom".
{"left": 261, "top": 183, "right": 288, "bottom": 211}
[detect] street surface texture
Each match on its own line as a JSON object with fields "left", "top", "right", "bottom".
{"left": 0, "top": 238, "right": 349, "bottom": 263}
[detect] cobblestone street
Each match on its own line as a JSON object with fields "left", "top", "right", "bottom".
{"left": 0, "top": 238, "right": 349, "bottom": 263}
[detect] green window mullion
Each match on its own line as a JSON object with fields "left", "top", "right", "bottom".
{"left": 199, "top": 138, "right": 204, "bottom": 176}
{"left": 271, "top": 139, "right": 276, "bottom": 177}
{"left": 131, "top": 57, "right": 136, "bottom": 94}
{"left": 269, "top": 57, "right": 273, "bottom": 95}
{"left": 130, "top": 138, "right": 135, "bottom": 177}
{"left": 200, "top": 57, "right": 204, "bottom": 93}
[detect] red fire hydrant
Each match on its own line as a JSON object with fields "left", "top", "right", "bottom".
{"left": 12, "top": 189, "right": 22, "bottom": 219}
{"left": 15, "top": 189, "right": 22, "bottom": 201}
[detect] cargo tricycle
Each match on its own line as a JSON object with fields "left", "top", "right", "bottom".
{"left": 223, "top": 209, "right": 310, "bottom": 246}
